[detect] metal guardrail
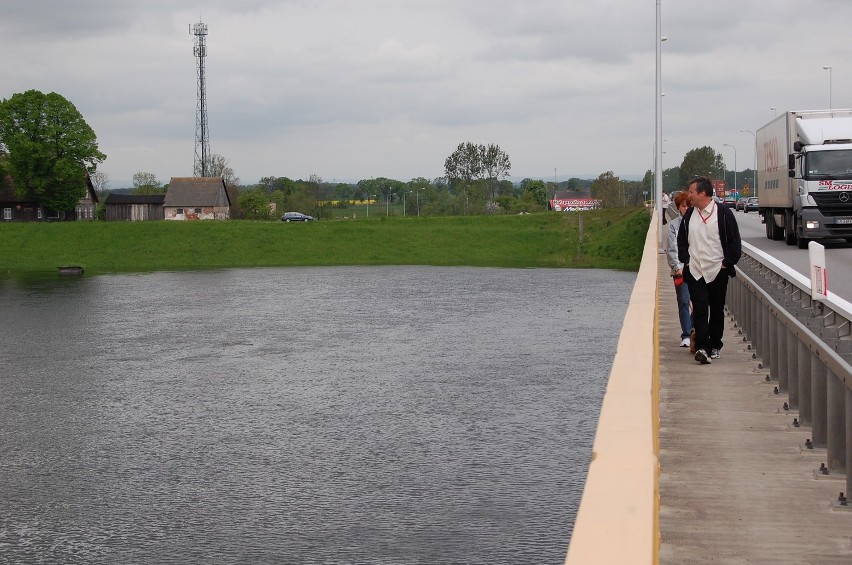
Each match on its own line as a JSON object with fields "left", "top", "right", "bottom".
{"left": 728, "top": 242, "right": 852, "bottom": 504}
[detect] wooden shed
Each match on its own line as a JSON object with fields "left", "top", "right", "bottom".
{"left": 104, "top": 193, "right": 165, "bottom": 221}
{"left": 163, "top": 177, "right": 231, "bottom": 220}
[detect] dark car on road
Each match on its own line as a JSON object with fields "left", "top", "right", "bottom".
{"left": 743, "top": 197, "right": 759, "bottom": 213}
{"left": 722, "top": 196, "right": 737, "bottom": 208}
{"left": 735, "top": 198, "right": 747, "bottom": 212}
{"left": 281, "top": 212, "right": 314, "bottom": 222}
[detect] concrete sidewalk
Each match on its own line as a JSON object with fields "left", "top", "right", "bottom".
{"left": 656, "top": 254, "right": 852, "bottom": 564}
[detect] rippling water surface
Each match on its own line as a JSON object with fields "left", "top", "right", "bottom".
{"left": 0, "top": 266, "right": 633, "bottom": 564}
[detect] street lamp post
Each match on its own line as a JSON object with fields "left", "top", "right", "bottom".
{"left": 823, "top": 65, "right": 833, "bottom": 109}
{"left": 654, "top": 0, "right": 666, "bottom": 252}
{"left": 386, "top": 192, "right": 391, "bottom": 216}
{"left": 740, "top": 129, "right": 757, "bottom": 197}
{"left": 723, "top": 143, "right": 737, "bottom": 194}
{"left": 417, "top": 188, "right": 425, "bottom": 217}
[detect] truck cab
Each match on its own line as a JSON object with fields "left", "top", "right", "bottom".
{"left": 758, "top": 110, "right": 852, "bottom": 248}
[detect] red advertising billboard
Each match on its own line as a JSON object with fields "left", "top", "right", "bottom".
{"left": 550, "top": 198, "right": 601, "bottom": 212}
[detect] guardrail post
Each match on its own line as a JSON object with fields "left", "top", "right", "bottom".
{"left": 776, "top": 319, "right": 789, "bottom": 393}
{"left": 812, "top": 357, "right": 828, "bottom": 448}
{"left": 787, "top": 329, "right": 799, "bottom": 408}
{"left": 763, "top": 305, "right": 773, "bottom": 375}
{"left": 827, "top": 369, "right": 847, "bottom": 473}
{"left": 847, "top": 386, "right": 852, "bottom": 499}
{"left": 754, "top": 304, "right": 779, "bottom": 374}
{"left": 798, "top": 341, "right": 812, "bottom": 426}
{"left": 743, "top": 278, "right": 756, "bottom": 340}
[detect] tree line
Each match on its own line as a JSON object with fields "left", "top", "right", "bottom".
{"left": 4, "top": 88, "right": 748, "bottom": 221}
{"left": 643, "top": 145, "right": 756, "bottom": 196}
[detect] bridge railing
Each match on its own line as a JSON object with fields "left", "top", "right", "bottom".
{"left": 564, "top": 221, "right": 852, "bottom": 564}
{"left": 564, "top": 211, "right": 660, "bottom": 565}
{"left": 729, "top": 243, "right": 852, "bottom": 503}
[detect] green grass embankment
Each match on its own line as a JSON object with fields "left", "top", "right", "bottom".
{"left": 0, "top": 208, "right": 650, "bottom": 276}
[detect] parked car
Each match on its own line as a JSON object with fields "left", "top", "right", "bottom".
{"left": 744, "top": 197, "right": 759, "bottom": 213}
{"left": 735, "top": 198, "right": 748, "bottom": 212}
{"left": 722, "top": 196, "right": 737, "bottom": 208}
{"left": 281, "top": 212, "right": 314, "bottom": 222}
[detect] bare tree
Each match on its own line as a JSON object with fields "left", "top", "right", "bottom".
{"left": 90, "top": 170, "right": 110, "bottom": 193}
{"left": 195, "top": 153, "right": 240, "bottom": 189}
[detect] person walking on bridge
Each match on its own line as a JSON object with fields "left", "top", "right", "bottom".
{"left": 667, "top": 190, "right": 693, "bottom": 348}
{"left": 677, "top": 177, "right": 742, "bottom": 364}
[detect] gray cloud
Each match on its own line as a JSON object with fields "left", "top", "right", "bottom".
{"left": 2, "top": 0, "right": 850, "bottom": 186}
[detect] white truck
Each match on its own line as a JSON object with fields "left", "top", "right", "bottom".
{"left": 757, "top": 109, "right": 852, "bottom": 248}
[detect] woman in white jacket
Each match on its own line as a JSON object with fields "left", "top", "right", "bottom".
{"left": 666, "top": 191, "right": 693, "bottom": 347}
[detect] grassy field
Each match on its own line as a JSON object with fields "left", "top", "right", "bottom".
{"left": 0, "top": 208, "right": 650, "bottom": 276}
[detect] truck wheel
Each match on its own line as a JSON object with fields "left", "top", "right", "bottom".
{"left": 784, "top": 211, "right": 797, "bottom": 246}
{"left": 765, "top": 210, "right": 784, "bottom": 240}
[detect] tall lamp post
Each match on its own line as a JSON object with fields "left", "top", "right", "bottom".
{"left": 417, "top": 187, "right": 425, "bottom": 217}
{"left": 823, "top": 65, "right": 833, "bottom": 109}
{"left": 654, "top": 1, "right": 667, "bottom": 252}
{"left": 722, "top": 143, "right": 737, "bottom": 194}
{"left": 403, "top": 190, "right": 412, "bottom": 217}
{"left": 740, "top": 129, "right": 757, "bottom": 197}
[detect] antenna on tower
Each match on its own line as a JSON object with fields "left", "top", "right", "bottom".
{"left": 190, "top": 21, "right": 211, "bottom": 177}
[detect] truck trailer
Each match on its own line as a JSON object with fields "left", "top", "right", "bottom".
{"left": 756, "top": 109, "right": 852, "bottom": 248}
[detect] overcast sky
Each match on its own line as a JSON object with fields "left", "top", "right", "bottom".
{"left": 2, "top": 0, "right": 849, "bottom": 188}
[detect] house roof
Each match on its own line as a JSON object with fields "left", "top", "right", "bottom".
{"left": 164, "top": 177, "right": 231, "bottom": 207}
{"left": 0, "top": 173, "right": 97, "bottom": 204}
{"left": 105, "top": 193, "right": 165, "bottom": 205}
{"left": 84, "top": 173, "right": 99, "bottom": 204}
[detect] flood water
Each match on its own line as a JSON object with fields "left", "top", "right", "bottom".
{"left": 0, "top": 266, "right": 634, "bottom": 564}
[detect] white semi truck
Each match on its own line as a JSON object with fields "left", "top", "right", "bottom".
{"left": 756, "top": 109, "right": 852, "bottom": 248}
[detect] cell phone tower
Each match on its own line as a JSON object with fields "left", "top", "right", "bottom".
{"left": 190, "top": 21, "right": 211, "bottom": 177}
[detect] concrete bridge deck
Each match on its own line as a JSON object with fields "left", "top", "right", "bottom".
{"left": 656, "top": 253, "right": 852, "bottom": 564}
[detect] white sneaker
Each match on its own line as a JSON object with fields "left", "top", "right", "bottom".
{"left": 680, "top": 337, "right": 690, "bottom": 347}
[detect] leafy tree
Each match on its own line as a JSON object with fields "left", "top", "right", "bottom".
{"left": 333, "top": 182, "right": 353, "bottom": 203}
{"left": 663, "top": 166, "right": 681, "bottom": 193}
{"left": 444, "top": 142, "right": 511, "bottom": 214}
{"left": 480, "top": 143, "right": 511, "bottom": 200}
{"left": 590, "top": 171, "right": 622, "bottom": 208}
{"left": 0, "top": 89, "right": 106, "bottom": 212}
{"left": 444, "top": 142, "right": 483, "bottom": 187}
{"left": 238, "top": 188, "right": 272, "bottom": 220}
{"left": 642, "top": 169, "right": 653, "bottom": 194}
{"left": 520, "top": 178, "right": 547, "bottom": 207}
{"left": 566, "top": 178, "right": 585, "bottom": 191}
{"left": 132, "top": 171, "right": 163, "bottom": 194}
{"left": 679, "top": 146, "right": 723, "bottom": 186}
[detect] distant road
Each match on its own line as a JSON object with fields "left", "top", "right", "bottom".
{"left": 732, "top": 208, "right": 852, "bottom": 304}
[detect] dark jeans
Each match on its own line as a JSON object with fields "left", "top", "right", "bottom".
{"left": 684, "top": 267, "right": 729, "bottom": 353}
